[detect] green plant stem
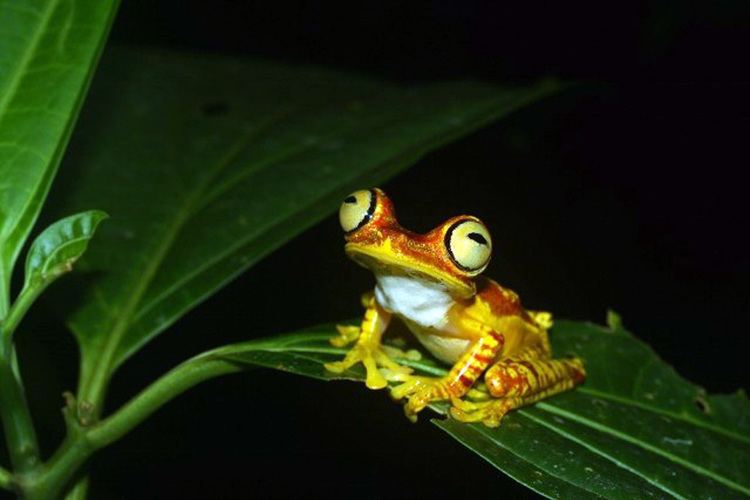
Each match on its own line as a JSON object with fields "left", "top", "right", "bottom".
{"left": 64, "top": 475, "right": 89, "bottom": 500}
{"left": 25, "top": 433, "right": 91, "bottom": 500}
{"left": 88, "top": 355, "right": 241, "bottom": 448}
{"left": 0, "top": 465, "right": 13, "bottom": 491}
{"left": 0, "top": 355, "right": 39, "bottom": 473}
{"left": 0, "top": 266, "right": 9, "bottom": 321}
{"left": 1, "top": 283, "right": 45, "bottom": 348}
{"left": 24, "top": 354, "right": 241, "bottom": 498}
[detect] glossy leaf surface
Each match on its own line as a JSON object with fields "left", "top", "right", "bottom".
{"left": 46, "top": 47, "right": 558, "bottom": 399}
{"left": 0, "top": 0, "right": 118, "bottom": 318}
{"left": 24, "top": 210, "right": 107, "bottom": 291}
{"left": 207, "top": 319, "right": 750, "bottom": 499}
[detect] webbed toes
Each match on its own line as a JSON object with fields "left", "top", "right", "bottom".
{"left": 324, "top": 342, "right": 413, "bottom": 390}
{"left": 329, "top": 325, "right": 361, "bottom": 347}
{"left": 391, "top": 376, "right": 452, "bottom": 421}
{"left": 449, "top": 397, "right": 520, "bottom": 428}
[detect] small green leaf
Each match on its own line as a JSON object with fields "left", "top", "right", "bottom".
{"left": 44, "top": 46, "right": 559, "bottom": 407}
{"left": 1, "top": 210, "right": 107, "bottom": 344}
{"left": 206, "top": 320, "right": 750, "bottom": 499}
{"left": 24, "top": 210, "right": 108, "bottom": 290}
{"left": 0, "top": 0, "right": 119, "bottom": 319}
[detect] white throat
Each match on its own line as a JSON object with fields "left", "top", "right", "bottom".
{"left": 374, "top": 274, "right": 454, "bottom": 328}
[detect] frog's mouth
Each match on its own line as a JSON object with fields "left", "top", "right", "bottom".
{"left": 345, "top": 242, "right": 475, "bottom": 299}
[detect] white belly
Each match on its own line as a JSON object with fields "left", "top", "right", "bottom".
{"left": 412, "top": 331, "right": 470, "bottom": 364}
{"left": 374, "top": 274, "right": 453, "bottom": 329}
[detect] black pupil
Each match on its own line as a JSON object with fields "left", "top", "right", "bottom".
{"left": 468, "top": 232, "right": 487, "bottom": 245}
{"left": 344, "top": 195, "right": 357, "bottom": 204}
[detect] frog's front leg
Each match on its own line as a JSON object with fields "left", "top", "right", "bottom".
{"left": 324, "top": 293, "right": 412, "bottom": 389}
{"left": 391, "top": 328, "right": 505, "bottom": 421}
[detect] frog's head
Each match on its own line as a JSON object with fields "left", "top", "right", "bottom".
{"left": 338, "top": 188, "right": 492, "bottom": 299}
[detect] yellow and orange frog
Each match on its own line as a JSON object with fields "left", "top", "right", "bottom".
{"left": 325, "top": 188, "right": 585, "bottom": 427}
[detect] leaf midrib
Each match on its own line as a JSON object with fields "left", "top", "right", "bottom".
{"left": 123, "top": 89, "right": 541, "bottom": 360}
{"left": 127, "top": 93, "right": 407, "bottom": 327}
{"left": 33, "top": 234, "right": 89, "bottom": 275}
{"left": 0, "top": 0, "right": 59, "bottom": 243}
{"left": 80, "top": 104, "right": 309, "bottom": 401}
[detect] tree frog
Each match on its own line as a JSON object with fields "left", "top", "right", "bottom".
{"left": 325, "top": 188, "right": 585, "bottom": 427}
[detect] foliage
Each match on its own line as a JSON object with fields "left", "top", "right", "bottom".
{"left": 189, "top": 316, "right": 750, "bottom": 499}
{"left": 0, "top": 1, "right": 562, "bottom": 496}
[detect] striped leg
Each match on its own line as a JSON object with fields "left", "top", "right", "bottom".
{"left": 451, "top": 348, "right": 585, "bottom": 427}
{"left": 391, "top": 329, "right": 505, "bottom": 421}
{"left": 325, "top": 292, "right": 412, "bottom": 389}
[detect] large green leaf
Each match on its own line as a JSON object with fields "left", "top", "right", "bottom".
{"left": 0, "top": 0, "right": 119, "bottom": 319}
{"left": 45, "top": 46, "right": 558, "bottom": 406}
{"left": 207, "top": 319, "right": 750, "bottom": 499}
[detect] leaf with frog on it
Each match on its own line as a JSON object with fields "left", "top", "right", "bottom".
{"left": 203, "top": 318, "right": 750, "bottom": 499}
{"left": 43, "top": 45, "right": 560, "bottom": 406}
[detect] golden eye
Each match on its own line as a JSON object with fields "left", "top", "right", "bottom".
{"left": 444, "top": 218, "right": 492, "bottom": 275}
{"left": 339, "top": 189, "right": 376, "bottom": 233}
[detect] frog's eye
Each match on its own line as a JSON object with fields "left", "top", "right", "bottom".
{"left": 339, "top": 189, "right": 377, "bottom": 233}
{"left": 445, "top": 218, "right": 492, "bottom": 275}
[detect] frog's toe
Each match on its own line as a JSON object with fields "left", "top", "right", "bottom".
{"left": 404, "top": 392, "right": 431, "bottom": 420}
{"left": 466, "top": 386, "right": 491, "bottom": 401}
{"left": 374, "top": 351, "right": 413, "bottom": 377}
{"left": 379, "top": 367, "right": 412, "bottom": 383}
{"left": 329, "top": 325, "right": 361, "bottom": 347}
{"left": 449, "top": 397, "right": 519, "bottom": 428}
{"left": 381, "top": 344, "right": 422, "bottom": 361}
{"left": 324, "top": 345, "right": 389, "bottom": 390}
{"left": 390, "top": 377, "right": 430, "bottom": 400}
{"left": 391, "top": 377, "right": 451, "bottom": 421}
{"left": 449, "top": 396, "right": 482, "bottom": 412}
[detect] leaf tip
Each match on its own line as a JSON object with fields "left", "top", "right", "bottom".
{"left": 606, "top": 309, "right": 623, "bottom": 331}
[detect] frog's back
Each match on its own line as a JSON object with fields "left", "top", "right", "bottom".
{"left": 470, "top": 278, "right": 550, "bottom": 357}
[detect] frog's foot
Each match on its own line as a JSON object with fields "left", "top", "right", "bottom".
{"left": 465, "top": 384, "right": 491, "bottom": 401}
{"left": 391, "top": 376, "right": 456, "bottom": 422}
{"left": 324, "top": 343, "right": 412, "bottom": 390}
{"left": 329, "top": 325, "right": 361, "bottom": 348}
{"left": 449, "top": 396, "right": 522, "bottom": 428}
{"left": 381, "top": 344, "right": 422, "bottom": 362}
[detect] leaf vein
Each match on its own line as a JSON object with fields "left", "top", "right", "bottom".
{"left": 521, "top": 409, "right": 686, "bottom": 499}
{"left": 535, "top": 403, "right": 750, "bottom": 495}
{"left": 578, "top": 387, "right": 750, "bottom": 445}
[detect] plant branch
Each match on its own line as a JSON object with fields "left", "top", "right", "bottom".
{"left": 0, "top": 266, "right": 9, "bottom": 321}
{"left": 1, "top": 282, "right": 45, "bottom": 349}
{"left": 63, "top": 475, "right": 89, "bottom": 500}
{"left": 87, "top": 354, "right": 241, "bottom": 448}
{"left": 27, "top": 353, "right": 242, "bottom": 497}
{"left": 0, "top": 465, "right": 13, "bottom": 491}
{"left": 0, "top": 354, "right": 39, "bottom": 473}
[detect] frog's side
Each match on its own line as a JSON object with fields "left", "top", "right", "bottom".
{"left": 325, "top": 188, "right": 585, "bottom": 427}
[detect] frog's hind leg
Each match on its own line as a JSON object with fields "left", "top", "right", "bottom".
{"left": 451, "top": 347, "right": 585, "bottom": 427}
{"left": 391, "top": 328, "right": 506, "bottom": 421}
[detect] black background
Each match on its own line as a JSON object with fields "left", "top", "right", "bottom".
{"left": 10, "top": 1, "right": 750, "bottom": 498}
